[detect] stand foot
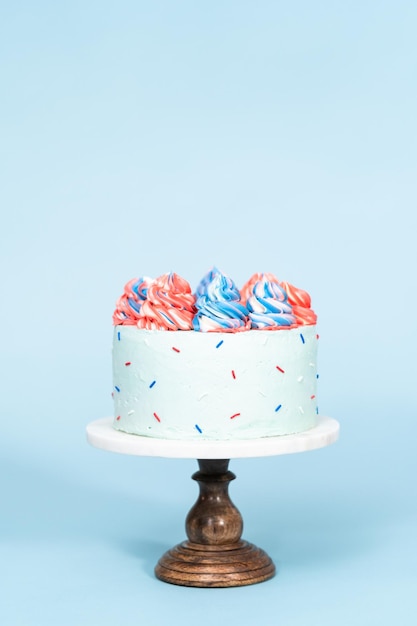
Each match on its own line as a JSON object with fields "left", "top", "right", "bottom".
{"left": 155, "top": 459, "right": 275, "bottom": 587}
{"left": 155, "top": 540, "right": 275, "bottom": 587}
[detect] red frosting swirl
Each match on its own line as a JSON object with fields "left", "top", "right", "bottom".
{"left": 112, "top": 277, "right": 152, "bottom": 326}
{"left": 137, "top": 272, "right": 197, "bottom": 330}
{"left": 279, "top": 281, "right": 317, "bottom": 325}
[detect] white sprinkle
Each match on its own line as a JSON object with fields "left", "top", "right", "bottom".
{"left": 309, "top": 362, "right": 315, "bottom": 368}
{"left": 128, "top": 410, "right": 135, "bottom": 416}
{"left": 298, "top": 406, "right": 305, "bottom": 414}
{"left": 297, "top": 376, "right": 304, "bottom": 382}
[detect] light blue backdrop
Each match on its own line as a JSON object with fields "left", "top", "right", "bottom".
{"left": 1, "top": 1, "right": 416, "bottom": 624}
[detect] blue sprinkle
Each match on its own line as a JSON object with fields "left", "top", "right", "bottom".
{"left": 316, "top": 374, "right": 319, "bottom": 379}
{"left": 300, "top": 333, "right": 305, "bottom": 344}
{"left": 114, "top": 386, "right": 120, "bottom": 392}
{"left": 216, "top": 340, "right": 224, "bottom": 348}
{"left": 117, "top": 331, "right": 121, "bottom": 341}
{"left": 275, "top": 404, "right": 282, "bottom": 412}
{"left": 149, "top": 380, "right": 156, "bottom": 388}
{"left": 195, "top": 424, "right": 203, "bottom": 434}
{"left": 316, "top": 407, "right": 319, "bottom": 414}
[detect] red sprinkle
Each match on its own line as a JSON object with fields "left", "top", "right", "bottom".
{"left": 311, "top": 395, "right": 316, "bottom": 399}
{"left": 116, "top": 415, "right": 121, "bottom": 421}
{"left": 153, "top": 412, "right": 161, "bottom": 422}
{"left": 125, "top": 361, "right": 131, "bottom": 366}
{"left": 172, "top": 347, "right": 180, "bottom": 353}
{"left": 230, "top": 413, "right": 240, "bottom": 419}
{"left": 231, "top": 370, "right": 236, "bottom": 379}
{"left": 276, "top": 366, "right": 285, "bottom": 373}
{"left": 316, "top": 334, "right": 320, "bottom": 340}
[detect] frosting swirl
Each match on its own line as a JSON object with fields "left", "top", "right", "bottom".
{"left": 193, "top": 272, "right": 250, "bottom": 332}
{"left": 137, "top": 272, "right": 196, "bottom": 330}
{"left": 194, "top": 266, "right": 221, "bottom": 297}
{"left": 247, "top": 279, "right": 296, "bottom": 328}
{"left": 240, "top": 272, "right": 279, "bottom": 304}
{"left": 279, "top": 280, "right": 317, "bottom": 325}
{"left": 279, "top": 281, "right": 311, "bottom": 308}
{"left": 112, "top": 277, "right": 152, "bottom": 325}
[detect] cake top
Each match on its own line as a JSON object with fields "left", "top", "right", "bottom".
{"left": 113, "top": 268, "right": 317, "bottom": 331}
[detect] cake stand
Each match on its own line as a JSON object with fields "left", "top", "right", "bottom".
{"left": 86, "top": 416, "right": 339, "bottom": 588}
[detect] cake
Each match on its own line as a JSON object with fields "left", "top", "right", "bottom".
{"left": 112, "top": 269, "right": 319, "bottom": 440}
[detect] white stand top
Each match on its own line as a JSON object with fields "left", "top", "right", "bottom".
{"left": 86, "top": 416, "right": 339, "bottom": 459}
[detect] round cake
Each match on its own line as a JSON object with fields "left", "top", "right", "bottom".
{"left": 111, "top": 269, "right": 319, "bottom": 441}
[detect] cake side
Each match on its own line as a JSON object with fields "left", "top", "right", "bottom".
{"left": 112, "top": 325, "right": 318, "bottom": 440}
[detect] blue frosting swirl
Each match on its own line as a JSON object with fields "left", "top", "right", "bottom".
{"left": 247, "top": 280, "right": 296, "bottom": 328}
{"left": 194, "top": 266, "right": 221, "bottom": 298}
{"left": 193, "top": 273, "right": 250, "bottom": 331}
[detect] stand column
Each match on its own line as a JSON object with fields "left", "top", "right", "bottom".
{"left": 155, "top": 459, "right": 275, "bottom": 587}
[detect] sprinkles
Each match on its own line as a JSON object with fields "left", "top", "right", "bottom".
{"left": 276, "top": 365, "right": 285, "bottom": 373}
{"left": 117, "top": 331, "right": 121, "bottom": 341}
{"left": 275, "top": 404, "right": 282, "bottom": 412}
{"left": 172, "top": 347, "right": 180, "bottom": 353}
{"left": 153, "top": 412, "right": 161, "bottom": 422}
{"left": 216, "top": 340, "right": 224, "bottom": 348}
{"left": 149, "top": 380, "right": 156, "bottom": 388}
{"left": 114, "top": 386, "right": 120, "bottom": 392}
{"left": 116, "top": 415, "right": 121, "bottom": 421}
{"left": 230, "top": 413, "right": 240, "bottom": 419}
{"left": 195, "top": 424, "right": 203, "bottom": 434}
{"left": 231, "top": 370, "right": 236, "bottom": 379}
{"left": 124, "top": 361, "right": 131, "bottom": 366}
{"left": 300, "top": 333, "right": 305, "bottom": 344}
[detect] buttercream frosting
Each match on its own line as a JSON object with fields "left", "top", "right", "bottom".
{"left": 111, "top": 269, "right": 319, "bottom": 440}
{"left": 113, "top": 325, "right": 318, "bottom": 440}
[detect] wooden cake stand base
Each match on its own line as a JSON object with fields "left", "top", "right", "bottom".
{"left": 155, "top": 459, "right": 275, "bottom": 587}
{"left": 87, "top": 416, "right": 339, "bottom": 588}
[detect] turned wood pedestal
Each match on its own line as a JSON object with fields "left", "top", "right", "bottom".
{"left": 155, "top": 459, "right": 275, "bottom": 587}
{"left": 87, "top": 416, "right": 339, "bottom": 588}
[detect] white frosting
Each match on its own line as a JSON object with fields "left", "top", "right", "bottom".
{"left": 112, "top": 326, "right": 318, "bottom": 440}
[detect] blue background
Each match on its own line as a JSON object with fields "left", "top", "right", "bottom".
{"left": 1, "top": 1, "right": 416, "bottom": 624}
